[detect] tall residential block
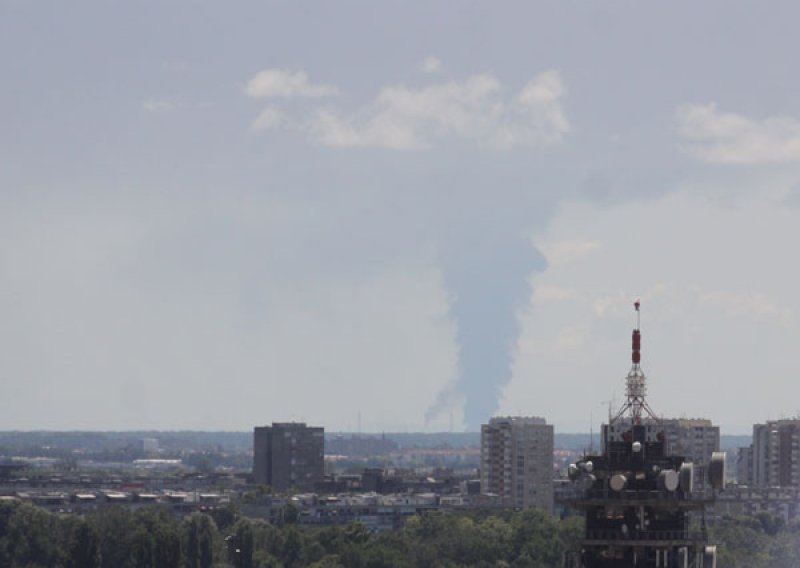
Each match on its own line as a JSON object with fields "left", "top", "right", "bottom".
{"left": 253, "top": 422, "right": 324, "bottom": 492}
{"left": 742, "top": 419, "right": 800, "bottom": 488}
{"left": 480, "top": 416, "right": 554, "bottom": 513}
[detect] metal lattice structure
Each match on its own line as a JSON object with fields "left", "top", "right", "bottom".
{"left": 610, "top": 301, "right": 658, "bottom": 427}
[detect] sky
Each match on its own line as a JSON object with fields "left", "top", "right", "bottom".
{"left": 2, "top": 1, "right": 800, "bottom": 434}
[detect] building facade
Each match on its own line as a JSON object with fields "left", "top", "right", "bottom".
{"left": 662, "top": 418, "right": 720, "bottom": 493}
{"left": 253, "top": 423, "right": 324, "bottom": 492}
{"left": 713, "top": 485, "right": 800, "bottom": 523}
{"left": 480, "top": 416, "right": 553, "bottom": 513}
{"left": 740, "top": 419, "right": 800, "bottom": 488}
{"left": 737, "top": 445, "right": 753, "bottom": 486}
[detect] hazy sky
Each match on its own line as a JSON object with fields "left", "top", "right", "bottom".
{"left": 2, "top": 2, "right": 800, "bottom": 433}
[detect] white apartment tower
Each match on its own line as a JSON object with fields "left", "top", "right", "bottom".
{"left": 480, "top": 416, "right": 554, "bottom": 513}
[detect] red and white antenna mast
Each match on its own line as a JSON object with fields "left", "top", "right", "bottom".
{"left": 610, "top": 300, "right": 658, "bottom": 425}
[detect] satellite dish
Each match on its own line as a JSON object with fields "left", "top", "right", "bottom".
{"left": 658, "top": 469, "right": 679, "bottom": 492}
{"left": 610, "top": 473, "right": 627, "bottom": 492}
{"left": 708, "top": 452, "right": 726, "bottom": 490}
{"left": 568, "top": 463, "right": 579, "bottom": 480}
{"left": 679, "top": 462, "right": 694, "bottom": 494}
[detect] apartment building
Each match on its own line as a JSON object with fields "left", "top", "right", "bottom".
{"left": 480, "top": 416, "right": 553, "bottom": 513}
{"left": 253, "top": 422, "right": 324, "bottom": 492}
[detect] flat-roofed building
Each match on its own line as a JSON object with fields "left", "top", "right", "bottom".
{"left": 253, "top": 423, "right": 324, "bottom": 492}
{"left": 480, "top": 416, "right": 553, "bottom": 513}
{"left": 748, "top": 419, "right": 800, "bottom": 488}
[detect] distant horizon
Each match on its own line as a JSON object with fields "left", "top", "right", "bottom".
{"left": 0, "top": 428, "right": 756, "bottom": 437}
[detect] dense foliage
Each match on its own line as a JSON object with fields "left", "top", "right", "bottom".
{"left": 710, "top": 513, "right": 800, "bottom": 568}
{"left": 3, "top": 500, "right": 799, "bottom": 567}
{"left": 0, "top": 502, "right": 581, "bottom": 567}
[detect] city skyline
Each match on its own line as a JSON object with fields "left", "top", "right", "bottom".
{"left": 3, "top": 2, "right": 800, "bottom": 434}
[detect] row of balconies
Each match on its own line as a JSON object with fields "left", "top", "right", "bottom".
{"left": 584, "top": 528, "right": 705, "bottom": 542}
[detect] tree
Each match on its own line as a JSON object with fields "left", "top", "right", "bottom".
{"left": 309, "top": 555, "right": 346, "bottom": 568}
{"left": 2, "top": 501, "right": 63, "bottom": 567}
{"left": 153, "top": 522, "right": 182, "bottom": 568}
{"left": 211, "top": 503, "right": 239, "bottom": 532}
{"left": 557, "top": 515, "right": 583, "bottom": 554}
{"left": 711, "top": 516, "right": 772, "bottom": 568}
{"left": 68, "top": 520, "right": 101, "bottom": 568}
{"left": 130, "top": 526, "right": 154, "bottom": 568}
{"left": 87, "top": 506, "right": 136, "bottom": 568}
{"left": 281, "top": 526, "right": 304, "bottom": 567}
{"left": 278, "top": 503, "right": 299, "bottom": 526}
{"left": 509, "top": 508, "right": 563, "bottom": 566}
{"left": 228, "top": 519, "right": 256, "bottom": 568}
{"left": 185, "top": 513, "right": 218, "bottom": 568}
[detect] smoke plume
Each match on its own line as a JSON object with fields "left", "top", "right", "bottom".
{"left": 429, "top": 230, "right": 547, "bottom": 430}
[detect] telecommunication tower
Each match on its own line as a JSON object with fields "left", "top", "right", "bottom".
{"left": 561, "top": 301, "right": 725, "bottom": 568}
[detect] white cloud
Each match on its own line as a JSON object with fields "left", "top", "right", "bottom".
{"left": 252, "top": 107, "right": 287, "bottom": 130}
{"left": 517, "top": 70, "right": 568, "bottom": 132}
{"left": 142, "top": 98, "right": 173, "bottom": 112}
{"left": 552, "top": 323, "right": 590, "bottom": 352}
{"left": 675, "top": 103, "right": 800, "bottom": 164}
{"left": 591, "top": 292, "right": 628, "bottom": 318}
{"left": 311, "top": 107, "right": 422, "bottom": 150}
{"left": 518, "top": 322, "right": 589, "bottom": 355}
{"left": 700, "top": 290, "right": 792, "bottom": 326}
{"left": 537, "top": 239, "right": 600, "bottom": 266}
{"left": 307, "top": 70, "right": 569, "bottom": 150}
{"left": 419, "top": 56, "right": 443, "bottom": 74}
{"left": 246, "top": 69, "right": 568, "bottom": 150}
{"left": 532, "top": 285, "right": 576, "bottom": 304}
{"left": 245, "top": 69, "right": 338, "bottom": 99}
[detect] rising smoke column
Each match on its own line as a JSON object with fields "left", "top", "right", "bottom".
{"left": 429, "top": 230, "right": 547, "bottom": 431}
{"left": 243, "top": 63, "right": 570, "bottom": 431}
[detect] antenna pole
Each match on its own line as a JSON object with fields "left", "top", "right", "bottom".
{"left": 610, "top": 299, "right": 658, "bottom": 425}
{"left": 636, "top": 299, "right": 641, "bottom": 329}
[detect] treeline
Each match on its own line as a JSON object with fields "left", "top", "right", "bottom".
{"left": 0, "top": 501, "right": 581, "bottom": 567}
{"left": 3, "top": 499, "right": 800, "bottom": 567}
{"left": 0, "top": 431, "right": 253, "bottom": 454}
{"left": 711, "top": 513, "right": 800, "bottom": 568}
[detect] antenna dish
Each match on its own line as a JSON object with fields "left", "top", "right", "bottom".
{"left": 708, "top": 452, "right": 727, "bottom": 490}
{"left": 680, "top": 462, "right": 694, "bottom": 493}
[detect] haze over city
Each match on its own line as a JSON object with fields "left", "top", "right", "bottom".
{"left": 3, "top": 1, "right": 800, "bottom": 434}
